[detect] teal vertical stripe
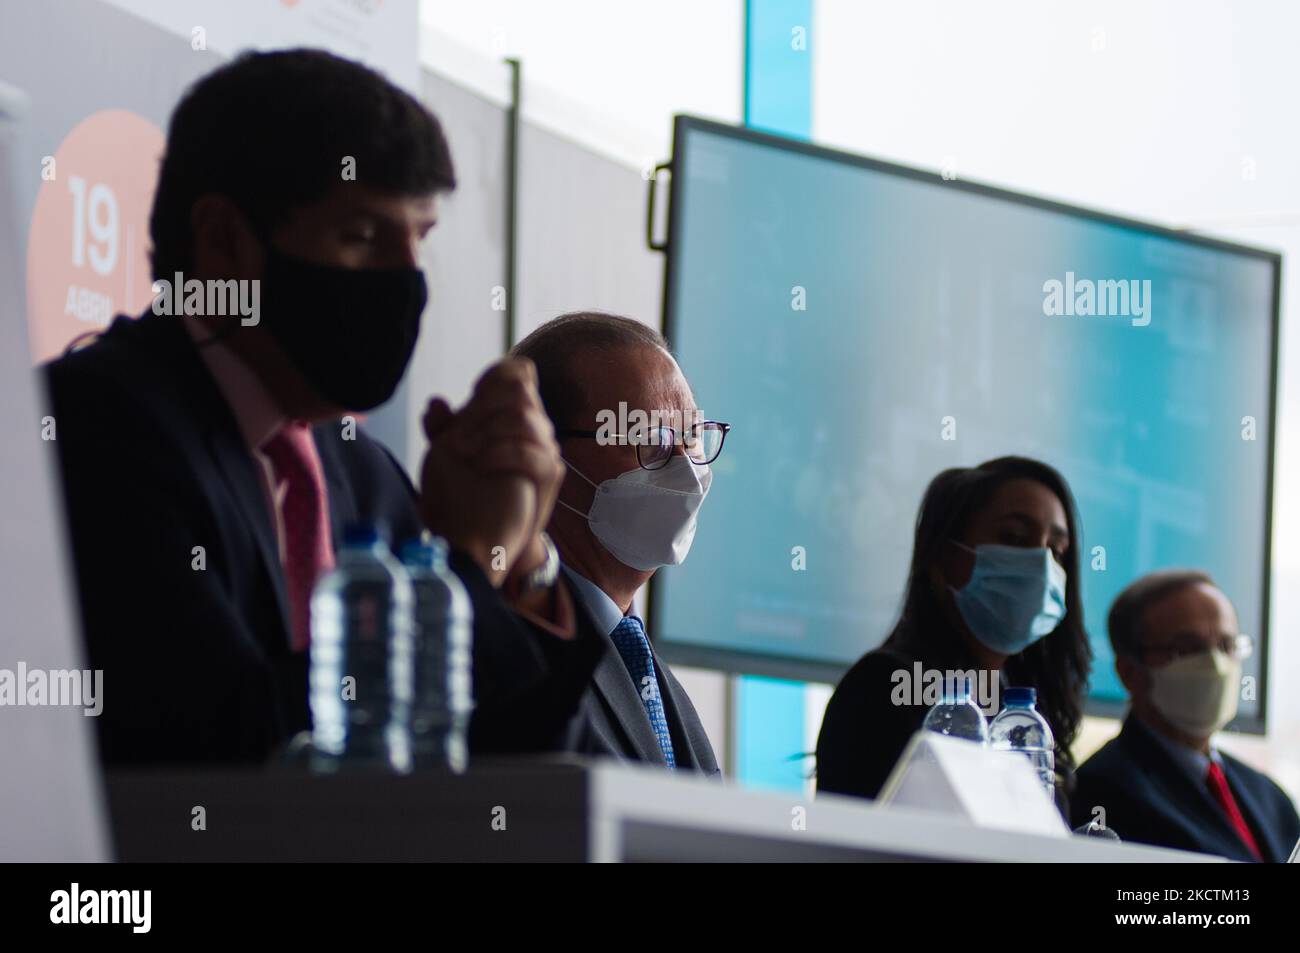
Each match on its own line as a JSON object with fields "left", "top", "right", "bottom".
{"left": 734, "top": 0, "right": 813, "bottom": 793}
{"left": 743, "top": 0, "right": 813, "bottom": 139}
{"left": 736, "top": 676, "right": 808, "bottom": 791}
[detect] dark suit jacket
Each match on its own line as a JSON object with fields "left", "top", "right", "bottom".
{"left": 561, "top": 575, "right": 719, "bottom": 776}
{"left": 1072, "top": 715, "right": 1300, "bottom": 861}
{"left": 43, "top": 311, "right": 600, "bottom": 765}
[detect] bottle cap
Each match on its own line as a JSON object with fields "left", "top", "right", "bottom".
{"left": 1004, "top": 686, "right": 1037, "bottom": 707}
{"left": 342, "top": 523, "right": 383, "bottom": 547}
{"left": 398, "top": 535, "right": 449, "bottom": 567}
{"left": 941, "top": 674, "right": 972, "bottom": 703}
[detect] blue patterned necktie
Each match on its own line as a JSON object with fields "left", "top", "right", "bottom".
{"left": 608, "top": 615, "right": 676, "bottom": 768}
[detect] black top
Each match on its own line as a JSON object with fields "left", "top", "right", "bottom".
{"left": 816, "top": 622, "right": 1073, "bottom": 814}
{"left": 815, "top": 642, "right": 932, "bottom": 800}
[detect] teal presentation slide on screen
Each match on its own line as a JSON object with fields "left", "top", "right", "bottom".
{"left": 654, "top": 118, "right": 1278, "bottom": 716}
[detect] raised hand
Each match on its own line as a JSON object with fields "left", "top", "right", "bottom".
{"left": 417, "top": 358, "right": 564, "bottom": 587}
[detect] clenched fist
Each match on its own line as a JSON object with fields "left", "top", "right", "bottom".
{"left": 417, "top": 358, "right": 565, "bottom": 587}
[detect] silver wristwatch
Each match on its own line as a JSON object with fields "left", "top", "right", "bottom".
{"left": 517, "top": 532, "right": 560, "bottom": 593}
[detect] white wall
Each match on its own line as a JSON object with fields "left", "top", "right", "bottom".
{"left": 420, "top": 0, "right": 744, "bottom": 167}
{"left": 813, "top": 0, "right": 1300, "bottom": 797}
{"left": 0, "top": 84, "right": 107, "bottom": 861}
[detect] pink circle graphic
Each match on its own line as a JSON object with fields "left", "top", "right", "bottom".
{"left": 26, "top": 109, "right": 165, "bottom": 363}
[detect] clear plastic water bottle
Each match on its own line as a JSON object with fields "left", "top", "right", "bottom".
{"left": 399, "top": 537, "right": 473, "bottom": 773}
{"left": 990, "top": 686, "right": 1055, "bottom": 801}
{"left": 309, "top": 524, "right": 414, "bottom": 774}
{"left": 921, "top": 674, "right": 989, "bottom": 744}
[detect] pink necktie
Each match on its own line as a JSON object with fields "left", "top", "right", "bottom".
{"left": 262, "top": 422, "right": 334, "bottom": 651}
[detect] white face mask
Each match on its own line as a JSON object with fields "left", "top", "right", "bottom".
{"left": 1148, "top": 648, "right": 1241, "bottom": 737}
{"left": 558, "top": 455, "right": 712, "bottom": 572}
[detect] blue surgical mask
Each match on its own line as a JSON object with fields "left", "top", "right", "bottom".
{"left": 949, "top": 543, "right": 1067, "bottom": 655}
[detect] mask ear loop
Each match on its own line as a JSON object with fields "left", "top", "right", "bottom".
{"left": 942, "top": 538, "right": 978, "bottom": 596}
{"left": 555, "top": 458, "right": 599, "bottom": 521}
{"left": 196, "top": 214, "right": 274, "bottom": 350}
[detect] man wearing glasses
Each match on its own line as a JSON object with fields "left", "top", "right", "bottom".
{"left": 1072, "top": 570, "right": 1299, "bottom": 860}
{"left": 506, "top": 312, "right": 728, "bottom": 774}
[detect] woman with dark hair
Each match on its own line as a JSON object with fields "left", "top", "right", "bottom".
{"left": 815, "top": 456, "right": 1092, "bottom": 810}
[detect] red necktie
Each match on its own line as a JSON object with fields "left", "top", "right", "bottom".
{"left": 1206, "top": 761, "right": 1263, "bottom": 861}
{"left": 262, "top": 422, "right": 334, "bottom": 652}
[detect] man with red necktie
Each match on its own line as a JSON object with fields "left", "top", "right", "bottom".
{"left": 1073, "top": 570, "right": 1299, "bottom": 861}
{"left": 43, "top": 50, "right": 599, "bottom": 765}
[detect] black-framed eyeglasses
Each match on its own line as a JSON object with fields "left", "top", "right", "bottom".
{"left": 1136, "top": 634, "right": 1254, "bottom": 668}
{"left": 556, "top": 421, "right": 731, "bottom": 471}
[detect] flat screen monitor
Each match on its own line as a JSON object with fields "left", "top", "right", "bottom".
{"left": 652, "top": 116, "right": 1279, "bottom": 728}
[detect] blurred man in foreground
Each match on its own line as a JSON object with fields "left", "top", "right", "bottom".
{"left": 43, "top": 49, "right": 597, "bottom": 764}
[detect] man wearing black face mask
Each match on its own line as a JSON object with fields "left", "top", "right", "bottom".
{"left": 42, "top": 50, "right": 597, "bottom": 765}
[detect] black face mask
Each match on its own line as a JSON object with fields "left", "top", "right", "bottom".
{"left": 258, "top": 246, "right": 427, "bottom": 411}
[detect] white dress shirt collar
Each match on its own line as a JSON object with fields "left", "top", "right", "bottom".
{"left": 561, "top": 565, "right": 628, "bottom": 637}
{"left": 183, "top": 318, "right": 286, "bottom": 452}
